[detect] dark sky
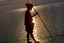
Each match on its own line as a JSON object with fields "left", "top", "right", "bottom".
{"left": 0, "top": 0, "right": 64, "bottom": 10}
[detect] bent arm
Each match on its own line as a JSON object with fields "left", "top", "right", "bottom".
{"left": 32, "top": 14, "right": 37, "bottom": 17}
{"left": 32, "top": 12, "right": 38, "bottom": 17}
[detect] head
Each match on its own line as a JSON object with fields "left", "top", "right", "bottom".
{"left": 26, "top": 3, "right": 33, "bottom": 10}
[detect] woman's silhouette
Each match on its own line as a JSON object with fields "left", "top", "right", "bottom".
{"left": 24, "top": 3, "right": 39, "bottom": 43}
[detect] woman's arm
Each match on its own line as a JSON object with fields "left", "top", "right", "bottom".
{"left": 32, "top": 12, "right": 38, "bottom": 17}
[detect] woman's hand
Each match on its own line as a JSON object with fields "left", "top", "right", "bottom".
{"left": 34, "top": 12, "right": 38, "bottom": 16}
{"left": 35, "top": 12, "right": 38, "bottom": 14}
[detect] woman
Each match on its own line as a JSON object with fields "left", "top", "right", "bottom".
{"left": 24, "top": 3, "right": 39, "bottom": 43}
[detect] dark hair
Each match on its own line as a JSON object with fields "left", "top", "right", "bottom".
{"left": 26, "top": 3, "right": 33, "bottom": 8}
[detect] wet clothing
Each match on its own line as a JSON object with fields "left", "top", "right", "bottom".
{"left": 25, "top": 10, "right": 34, "bottom": 33}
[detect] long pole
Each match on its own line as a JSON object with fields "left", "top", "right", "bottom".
{"left": 33, "top": 6, "right": 53, "bottom": 37}
{"left": 26, "top": 0, "right": 52, "bottom": 37}
{"left": 26, "top": 0, "right": 53, "bottom": 43}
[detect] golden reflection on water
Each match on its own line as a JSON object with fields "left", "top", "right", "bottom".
{"left": 32, "top": 17, "right": 38, "bottom": 41}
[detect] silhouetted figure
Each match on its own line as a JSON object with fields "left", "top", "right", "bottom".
{"left": 24, "top": 3, "right": 39, "bottom": 43}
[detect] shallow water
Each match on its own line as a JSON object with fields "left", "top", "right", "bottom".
{"left": 0, "top": 2, "right": 64, "bottom": 43}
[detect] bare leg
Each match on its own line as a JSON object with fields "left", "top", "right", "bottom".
{"left": 30, "top": 33, "right": 40, "bottom": 43}
{"left": 30, "top": 33, "right": 36, "bottom": 41}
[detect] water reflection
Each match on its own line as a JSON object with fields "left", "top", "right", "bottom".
{"left": 32, "top": 17, "right": 38, "bottom": 40}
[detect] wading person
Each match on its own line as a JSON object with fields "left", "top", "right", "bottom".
{"left": 24, "top": 3, "right": 39, "bottom": 43}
